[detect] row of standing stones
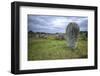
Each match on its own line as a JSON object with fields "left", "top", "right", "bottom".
{"left": 29, "top": 22, "right": 80, "bottom": 49}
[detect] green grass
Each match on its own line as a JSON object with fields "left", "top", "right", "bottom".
{"left": 28, "top": 37, "right": 88, "bottom": 61}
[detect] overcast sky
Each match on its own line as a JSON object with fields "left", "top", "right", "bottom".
{"left": 28, "top": 15, "right": 88, "bottom": 33}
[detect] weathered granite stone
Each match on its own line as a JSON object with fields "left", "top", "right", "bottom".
{"left": 66, "top": 22, "right": 80, "bottom": 49}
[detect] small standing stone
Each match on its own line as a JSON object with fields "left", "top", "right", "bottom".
{"left": 66, "top": 22, "right": 80, "bottom": 49}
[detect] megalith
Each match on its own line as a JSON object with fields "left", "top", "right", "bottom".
{"left": 66, "top": 22, "right": 80, "bottom": 49}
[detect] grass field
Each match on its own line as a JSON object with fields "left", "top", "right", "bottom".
{"left": 28, "top": 36, "right": 88, "bottom": 61}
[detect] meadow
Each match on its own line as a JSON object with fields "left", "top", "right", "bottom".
{"left": 28, "top": 33, "right": 88, "bottom": 61}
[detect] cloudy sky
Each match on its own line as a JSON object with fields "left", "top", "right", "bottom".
{"left": 28, "top": 15, "right": 88, "bottom": 33}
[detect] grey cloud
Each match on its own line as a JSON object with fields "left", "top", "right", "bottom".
{"left": 28, "top": 15, "right": 88, "bottom": 33}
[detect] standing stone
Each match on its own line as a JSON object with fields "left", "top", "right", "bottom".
{"left": 66, "top": 22, "right": 80, "bottom": 49}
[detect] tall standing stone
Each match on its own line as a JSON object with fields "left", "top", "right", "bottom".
{"left": 66, "top": 22, "right": 80, "bottom": 49}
